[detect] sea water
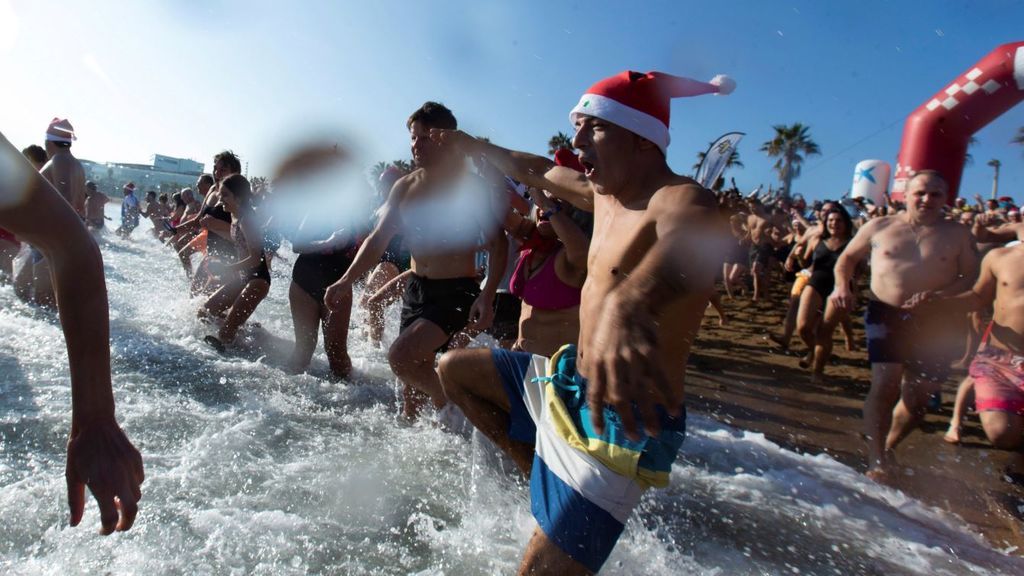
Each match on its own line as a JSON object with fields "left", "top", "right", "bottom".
{"left": 1, "top": 205, "right": 1022, "bottom": 575}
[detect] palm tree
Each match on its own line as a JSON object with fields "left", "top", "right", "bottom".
{"left": 988, "top": 158, "right": 1001, "bottom": 200}
{"left": 370, "top": 161, "right": 389, "bottom": 182}
{"left": 392, "top": 159, "right": 414, "bottom": 172}
{"left": 964, "top": 135, "right": 978, "bottom": 166}
{"left": 760, "top": 123, "right": 821, "bottom": 198}
{"left": 547, "top": 132, "right": 573, "bottom": 155}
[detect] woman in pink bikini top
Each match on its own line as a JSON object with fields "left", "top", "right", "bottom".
{"left": 507, "top": 187, "right": 590, "bottom": 356}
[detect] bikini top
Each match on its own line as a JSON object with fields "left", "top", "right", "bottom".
{"left": 509, "top": 246, "right": 581, "bottom": 310}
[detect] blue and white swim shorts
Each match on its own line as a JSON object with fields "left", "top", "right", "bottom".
{"left": 491, "top": 344, "right": 686, "bottom": 572}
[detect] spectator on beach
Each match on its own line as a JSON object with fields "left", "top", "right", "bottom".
{"left": 117, "top": 183, "right": 140, "bottom": 238}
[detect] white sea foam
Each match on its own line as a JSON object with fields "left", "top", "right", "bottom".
{"left": 0, "top": 204, "right": 1021, "bottom": 575}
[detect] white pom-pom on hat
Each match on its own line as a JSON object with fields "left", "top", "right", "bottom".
{"left": 710, "top": 74, "right": 736, "bottom": 95}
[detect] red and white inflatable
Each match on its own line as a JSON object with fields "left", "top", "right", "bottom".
{"left": 892, "top": 41, "right": 1024, "bottom": 202}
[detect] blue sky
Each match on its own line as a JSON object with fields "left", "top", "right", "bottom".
{"left": 1, "top": 0, "right": 1022, "bottom": 201}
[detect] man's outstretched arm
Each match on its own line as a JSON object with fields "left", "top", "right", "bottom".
{"left": 430, "top": 129, "right": 594, "bottom": 211}
{"left": 0, "top": 132, "right": 143, "bottom": 534}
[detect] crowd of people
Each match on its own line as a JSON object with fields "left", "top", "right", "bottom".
{"left": 1, "top": 66, "right": 1022, "bottom": 573}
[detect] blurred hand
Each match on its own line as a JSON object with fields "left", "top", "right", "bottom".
{"left": 829, "top": 283, "right": 855, "bottom": 313}
{"left": 324, "top": 279, "right": 353, "bottom": 312}
{"left": 66, "top": 417, "right": 144, "bottom": 534}
{"left": 467, "top": 292, "right": 495, "bottom": 331}
{"left": 429, "top": 129, "right": 477, "bottom": 153}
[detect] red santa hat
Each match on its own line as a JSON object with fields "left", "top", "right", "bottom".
{"left": 45, "top": 117, "right": 77, "bottom": 143}
{"left": 569, "top": 71, "right": 735, "bottom": 154}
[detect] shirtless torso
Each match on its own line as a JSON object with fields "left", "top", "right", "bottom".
{"left": 973, "top": 245, "right": 1024, "bottom": 355}
{"left": 41, "top": 150, "right": 86, "bottom": 218}
{"left": 396, "top": 168, "right": 482, "bottom": 280}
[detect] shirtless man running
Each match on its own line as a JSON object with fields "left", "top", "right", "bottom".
{"left": 434, "top": 70, "right": 734, "bottom": 574}
{"left": 36, "top": 118, "right": 88, "bottom": 306}
{"left": 830, "top": 170, "right": 978, "bottom": 481}
{"left": 913, "top": 243, "right": 1024, "bottom": 450}
{"left": 324, "top": 102, "right": 508, "bottom": 420}
{"left": 84, "top": 181, "right": 109, "bottom": 230}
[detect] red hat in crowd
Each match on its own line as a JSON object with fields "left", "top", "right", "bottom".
{"left": 554, "top": 148, "right": 584, "bottom": 173}
{"left": 45, "top": 117, "right": 76, "bottom": 143}
{"left": 569, "top": 71, "right": 735, "bottom": 154}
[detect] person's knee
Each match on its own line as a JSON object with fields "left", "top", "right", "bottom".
{"left": 983, "top": 417, "right": 1023, "bottom": 450}
{"left": 388, "top": 339, "right": 423, "bottom": 377}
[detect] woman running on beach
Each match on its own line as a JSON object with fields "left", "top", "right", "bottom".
{"left": 201, "top": 174, "right": 272, "bottom": 351}
{"left": 795, "top": 207, "right": 855, "bottom": 382}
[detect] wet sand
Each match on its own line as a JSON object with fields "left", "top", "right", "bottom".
{"left": 688, "top": 288, "right": 1024, "bottom": 553}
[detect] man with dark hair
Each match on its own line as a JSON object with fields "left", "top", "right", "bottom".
{"left": 406, "top": 101, "right": 457, "bottom": 131}
{"left": 325, "top": 101, "right": 508, "bottom": 420}
{"left": 831, "top": 170, "right": 979, "bottom": 482}
{"left": 213, "top": 150, "right": 242, "bottom": 177}
{"left": 21, "top": 144, "right": 47, "bottom": 170}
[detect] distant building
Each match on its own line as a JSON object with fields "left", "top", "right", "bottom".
{"left": 81, "top": 154, "right": 206, "bottom": 196}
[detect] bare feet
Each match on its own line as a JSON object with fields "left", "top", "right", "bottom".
{"left": 845, "top": 337, "right": 859, "bottom": 352}
{"left": 798, "top": 353, "right": 813, "bottom": 369}
{"left": 943, "top": 425, "right": 962, "bottom": 444}
{"left": 717, "top": 314, "right": 727, "bottom": 327}
{"left": 866, "top": 451, "right": 897, "bottom": 484}
{"left": 809, "top": 372, "right": 824, "bottom": 385}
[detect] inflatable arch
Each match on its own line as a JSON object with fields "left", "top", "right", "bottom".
{"left": 892, "top": 41, "right": 1024, "bottom": 202}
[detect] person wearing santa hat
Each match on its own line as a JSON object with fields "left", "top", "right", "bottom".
{"left": 30, "top": 118, "right": 88, "bottom": 307}
{"left": 0, "top": 130, "right": 144, "bottom": 535}
{"left": 432, "top": 70, "right": 734, "bottom": 573}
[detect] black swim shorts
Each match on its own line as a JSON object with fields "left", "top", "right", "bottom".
{"left": 864, "top": 299, "right": 954, "bottom": 383}
{"left": 400, "top": 273, "right": 481, "bottom": 340}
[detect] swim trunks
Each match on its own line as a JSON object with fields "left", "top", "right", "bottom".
{"left": 291, "top": 251, "right": 353, "bottom": 304}
{"left": 399, "top": 273, "right": 480, "bottom": 341}
{"left": 969, "top": 326, "right": 1024, "bottom": 415}
{"left": 491, "top": 344, "right": 686, "bottom": 573}
{"left": 864, "top": 299, "right": 953, "bottom": 383}
{"left": 748, "top": 242, "right": 774, "bottom": 267}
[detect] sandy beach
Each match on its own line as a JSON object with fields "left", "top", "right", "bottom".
{"left": 689, "top": 286, "right": 1024, "bottom": 553}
